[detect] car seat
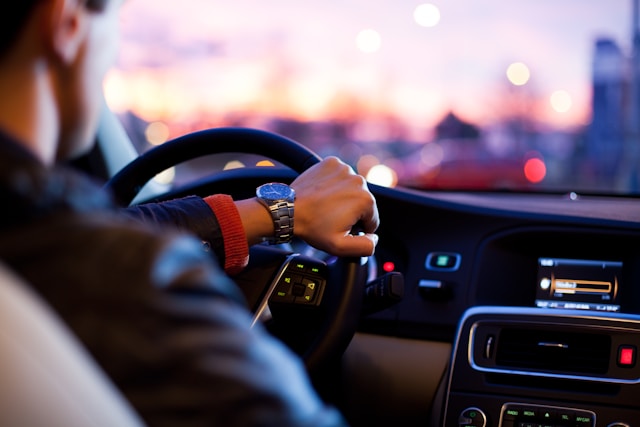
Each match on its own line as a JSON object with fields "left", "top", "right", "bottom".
{"left": 0, "top": 261, "right": 146, "bottom": 427}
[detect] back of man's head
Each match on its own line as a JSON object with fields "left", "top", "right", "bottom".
{"left": 0, "top": 0, "right": 111, "bottom": 61}
{"left": 0, "top": 3, "right": 36, "bottom": 60}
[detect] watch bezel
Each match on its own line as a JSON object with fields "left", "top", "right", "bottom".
{"left": 256, "top": 182, "right": 295, "bottom": 202}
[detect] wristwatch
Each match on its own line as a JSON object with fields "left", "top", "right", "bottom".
{"left": 256, "top": 182, "right": 296, "bottom": 245}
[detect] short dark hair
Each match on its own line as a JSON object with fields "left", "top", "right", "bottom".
{"left": 0, "top": 0, "right": 110, "bottom": 60}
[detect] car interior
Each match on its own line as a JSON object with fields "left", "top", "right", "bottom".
{"left": 3, "top": 1, "right": 640, "bottom": 427}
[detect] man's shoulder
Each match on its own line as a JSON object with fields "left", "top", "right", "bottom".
{"left": 0, "top": 210, "right": 248, "bottom": 328}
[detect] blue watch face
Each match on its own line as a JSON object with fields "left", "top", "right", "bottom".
{"left": 257, "top": 183, "right": 294, "bottom": 201}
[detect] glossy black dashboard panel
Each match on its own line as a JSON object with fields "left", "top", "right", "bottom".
{"left": 360, "top": 184, "right": 640, "bottom": 342}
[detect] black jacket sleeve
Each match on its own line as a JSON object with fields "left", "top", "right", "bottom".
{"left": 121, "top": 196, "right": 227, "bottom": 269}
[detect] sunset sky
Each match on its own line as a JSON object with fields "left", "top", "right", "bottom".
{"left": 105, "top": 0, "right": 632, "bottom": 140}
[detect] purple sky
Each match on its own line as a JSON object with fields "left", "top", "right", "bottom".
{"left": 108, "top": 0, "right": 632, "bottom": 136}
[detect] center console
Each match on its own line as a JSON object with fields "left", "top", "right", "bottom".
{"left": 440, "top": 306, "right": 640, "bottom": 426}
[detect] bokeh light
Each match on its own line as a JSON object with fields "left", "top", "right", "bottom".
{"left": 356, "top": 154, "right": 380, "bottom": 177}
{"left": 224, "top": 160, "right": 245, "bottom": 170}
{"left": 356, "top": 29, "right": 382, "bottom": 53}
{"left": 420, "top": 142, "right": 444, "bottom": 168}
{"left": 550, "top": 90, "right": 572, "bottom": 113}
{"left": 145, "top": 121, "right": 170, "bottom": 146}
{"left": 524, "top": 157, "right": 546, "bottom": 183}
{"left": 256, "top": 160, "right": 276, "bottom": 166}
{"left": 506, "top": 62, "right": 531, "bottom": 86}
{"left": 414, "top": 3, "right": 441, "bottom": 27}
{"left": 366, "top": 164, "right": 398, "bottom": 187}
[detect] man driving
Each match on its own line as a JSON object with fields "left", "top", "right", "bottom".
{"left": 0, "top": 1, "right": 379, "bottom": 425}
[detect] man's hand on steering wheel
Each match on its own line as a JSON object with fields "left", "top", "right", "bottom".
{"left": 290, "top": 156, "right": 379, "bottom": 257}
{"left": 235, "top": 156, "right": 378, "bottom": 256}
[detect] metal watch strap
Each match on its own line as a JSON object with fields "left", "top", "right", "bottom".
{"left": 265, "top": 200, "right": 294, "bottom": 244}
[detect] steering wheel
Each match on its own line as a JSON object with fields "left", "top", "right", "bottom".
{"left": 104, "top": 127, "right": 369, "bottom": 377}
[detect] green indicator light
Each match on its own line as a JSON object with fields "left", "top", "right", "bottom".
{"left": 469, "top": 411, "right": 476, "bottom": 418}
{"left": 436, "top": 255, "right": 449, "bottom": 266}
{"left": 277, "top": 292, "right": 286, "bottom": 297}
{"left": 295, "top": 263, "right": 304, "bottom": 269}
{"left": 284, "top": 277, "right": 291, "bottom": 283}
{"left": 311, "top": 267, "right": 319, "bottom": 273}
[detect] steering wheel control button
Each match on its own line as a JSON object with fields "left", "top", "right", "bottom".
{"left": 295, "top": 277, "right": 320, "bottom": 304}
{"left": 425, "top": 252, "right": 461, "bottom": 271}
{"left": 269, "top": 257, "right": 326, "bottom": 307}
{"left": 458, "top": 407, "right": 486, "bottom": 427}
{"left": 292, "top": 283, "right": 306, "bottom": 297}
{"left": 271, "top": 274, "right": 300, "bottom": 304}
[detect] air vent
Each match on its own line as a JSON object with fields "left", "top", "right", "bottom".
{"left": 495, "top": 328, "right": 611, "bottom": 375}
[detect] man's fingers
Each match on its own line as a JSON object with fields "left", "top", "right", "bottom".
{"left": 333, "top": 233, "right": 379, "bottom": 257}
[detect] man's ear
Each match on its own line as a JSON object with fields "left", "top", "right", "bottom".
{"left": 41, "top": 0, "right": 88, "bottom": 64}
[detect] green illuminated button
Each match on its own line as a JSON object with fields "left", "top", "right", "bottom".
{"left": 576, "top": 413, "right": 594, "bottom": 425}
{"left": 270, "top": 274, "right": 301, "bottom": 303}
{"left": 540, "top": 410, "right": 557, "bottom": 422}
{"left": 425, "top": 252, "right": 461, "bottom": 271}
{"left": 502, "top": 405, "right": 521, "bottom": 420}
{"left": 294, "top": 277, "right": 321, "bottom": 304}
{"left": 557, "top": 411, "right": 574, "bottom": 423}
{"left": 292, "top": 262, "right": 306, "bottom": 272}
{"left": 290, "top": 260, "right": 325, "bottom": 275}
{"left": 459, "top": 407, "right": 486, "bottom": 427}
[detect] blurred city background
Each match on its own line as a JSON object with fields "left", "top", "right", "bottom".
{"left": 105, "top": 0, "right": 639, "bottom": 194}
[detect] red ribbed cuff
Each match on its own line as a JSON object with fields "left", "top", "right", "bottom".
{"left": 204, "top": 194, "right": 249, "bottom": 276}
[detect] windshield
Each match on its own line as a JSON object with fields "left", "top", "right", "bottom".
{"left": 108, "top": 0, "right": 638, "bottom": 195}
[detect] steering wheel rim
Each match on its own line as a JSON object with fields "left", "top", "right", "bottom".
{"left": 104, "top": 127, "right": 368, "bottom": 376}
{"left": 105, "top": 127, "right": 323, "bottom": 206}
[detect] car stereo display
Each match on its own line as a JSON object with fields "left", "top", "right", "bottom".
{"left": 535, "top": 257, "right": 621, "bottom": 312}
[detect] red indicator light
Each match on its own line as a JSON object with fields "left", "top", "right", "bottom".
{"left": 382, "top": 261, "right": 395, "bottom": 272}
{"left": 618, "top": 346, "right": 636, "bottom": 367}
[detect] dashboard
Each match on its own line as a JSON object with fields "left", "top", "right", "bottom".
{"left": 354, "top": 185, "right": 640, "bottom": 426}
{"left": 362, "top": 187, "right": 640, "bottom": 341}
